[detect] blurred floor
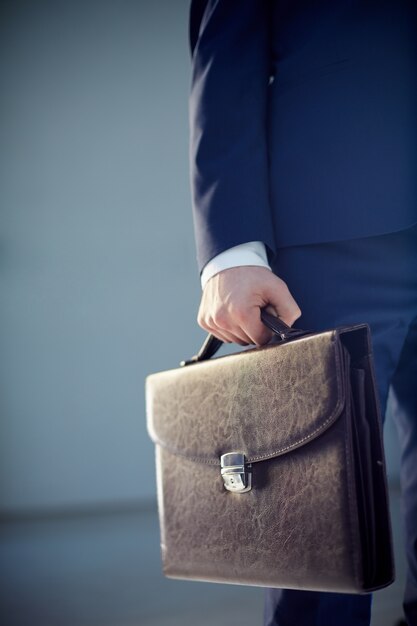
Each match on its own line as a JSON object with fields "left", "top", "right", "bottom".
{"left": 0, "top": 487, "right": 407, "bottom": 626}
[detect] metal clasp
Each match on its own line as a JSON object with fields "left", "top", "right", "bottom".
{"left": 220, "top": 452, "right": 252, "bottom": 493}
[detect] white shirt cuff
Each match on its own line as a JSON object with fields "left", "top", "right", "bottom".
{"left": 200, "top": 241, "right": 272, "bottom": 290}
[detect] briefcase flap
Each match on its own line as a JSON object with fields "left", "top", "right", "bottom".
{"left": 146, "top": 330, "right": 345, "bottom": 464}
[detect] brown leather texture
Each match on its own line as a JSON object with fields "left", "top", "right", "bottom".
{"left": 145, "top": 324, "right": 395, "bottom": 593}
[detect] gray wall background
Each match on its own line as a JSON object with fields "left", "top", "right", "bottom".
{"left": 0, "top": 0, "right": 208, "bottom": 514}
{"left": 0, "top": 0, "right": 400, "bottom": 515}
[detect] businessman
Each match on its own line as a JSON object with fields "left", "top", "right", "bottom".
{"left": 188, "top": 1, "right": 417, "bottom": 625}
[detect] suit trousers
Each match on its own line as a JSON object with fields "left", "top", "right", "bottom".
{"left": 264, "top": 221, "right": 417, "bottom": 626}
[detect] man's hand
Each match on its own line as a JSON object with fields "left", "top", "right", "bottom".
{"left": 197, "top": 266, "right": 302, "bottom": 346}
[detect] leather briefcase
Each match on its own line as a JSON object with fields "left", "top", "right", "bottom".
{"left": 145, "top": 309, "right": 395, "bottom": 593}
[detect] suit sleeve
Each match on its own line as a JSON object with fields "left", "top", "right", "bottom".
{"left": 200, "top": 241, "right": 271, "bottom": 290}
{"left": 188, "top": 0, "right": 276, "bottom": 274}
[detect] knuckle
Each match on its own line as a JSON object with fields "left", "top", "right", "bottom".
{"left": 231, "top": 306, "right": 250, "bottom": 324}
{"left": 231, "top": 302, "right": 255, "bottom": 324}
{"left": 197, "top": 318, "right": 209, "bottom": 331}
{"left": 197, "top": 311, "right": 212, "bottom": 331}
{"left": 197, "top": 310, "right": 206, "bottom": 326}
{"left": 213, "top": 309, "right": 229, "bottom": 327}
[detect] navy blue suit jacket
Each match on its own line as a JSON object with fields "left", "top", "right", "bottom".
{"left": 188, "top": 0, "right": 417, "bottom": 274}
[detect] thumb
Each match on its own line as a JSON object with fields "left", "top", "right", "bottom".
{"left": 264, "top": 303, "right": 280, "bottom": 318}
{"left": 262, "top": 277, "right": 302, "bottom": 327}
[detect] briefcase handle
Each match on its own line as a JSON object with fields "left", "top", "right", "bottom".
{"left": 180, "top": 307, "right": 311, "bottom": 366}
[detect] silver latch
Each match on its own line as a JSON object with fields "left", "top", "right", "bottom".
{"left": 220, "top": 452, "right": 252, "bottom": 493}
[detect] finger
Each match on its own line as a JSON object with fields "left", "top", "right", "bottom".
{"left": 199, "top": 317, "right": 247, "bottom": 345}
{"left": 264, "top": 281, "right": 302, "bottom": 327}
{"left": 264, "top": 304, "right": 279, "bottom": 317}
{"left": 220, "top": 326, "right": 254, "bottom": 345}
{"left": 210, "top": 328, "right": 250, "bottom": 346}
{"left": 237, "top": 310, "right": 275, "bottom": 346}
{"left": 263, "top": 304, "right": 290, "bottom": 329}
{"left": 210, "top": 325, "right": 251, "bottom": 345}
{"left": 198, "top": 324, "right": 233, "bottom": 344}
{"left": 207, "top": 311, "right": 254, "bottom": 345}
